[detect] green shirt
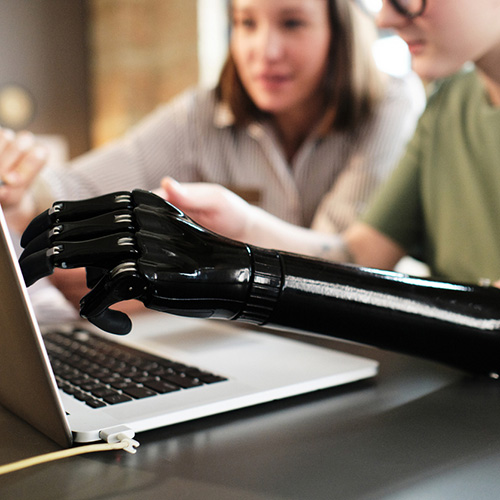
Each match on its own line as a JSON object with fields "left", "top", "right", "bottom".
{"left": 363, "top": 69, "right": 500, "bottom": 283}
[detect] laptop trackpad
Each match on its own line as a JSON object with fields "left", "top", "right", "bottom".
{"left": 128, "top": 315, "right": 260, "bottom": 354}
{"left": 146, "top": 326, "right": 259, "bottom": 353}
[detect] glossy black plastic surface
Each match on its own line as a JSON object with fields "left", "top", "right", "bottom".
{"left": 268, "top": 253, "right": 500, "bottom": 375}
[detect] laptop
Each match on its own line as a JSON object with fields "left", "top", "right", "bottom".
{"left": 0, "top": 205, "right": 378, "bottom": 448}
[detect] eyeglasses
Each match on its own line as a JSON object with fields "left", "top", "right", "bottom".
{"left": 389, "top": 0, "right": 426, "bottom": 19}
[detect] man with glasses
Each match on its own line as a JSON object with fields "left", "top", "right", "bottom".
{"left": 346, "top": 0, "right": 500, "bottom": 286}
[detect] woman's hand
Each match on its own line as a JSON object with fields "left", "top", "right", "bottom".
{"left": 160, "top": 177, "right": 255, "bottom": 243}
{"left": 0, "top": 128, "right": 48, "bottom": 208}
{"left": 160, "top": 177, "right": 354, "bottom": 260}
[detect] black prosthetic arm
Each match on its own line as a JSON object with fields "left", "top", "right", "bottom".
{"left": 247, "top": 250, "right": 500, "bottom": 375}
{"left": 18, "top": 189, "right": 500, "bottom": 376}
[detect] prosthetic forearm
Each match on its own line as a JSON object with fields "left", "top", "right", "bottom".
{"left": 249, "top": 249, "right": 500, "bottom": 375}
{"left": 19, "top": 189, "right": 500, "bottom": 376}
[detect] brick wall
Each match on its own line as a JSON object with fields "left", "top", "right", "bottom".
{"left": 88, "top": 0, "right": 198, "bottom": 147}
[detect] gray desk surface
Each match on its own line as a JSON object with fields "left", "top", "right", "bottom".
{"left": 2, "top": 316, "right": 500, "bottom": 500}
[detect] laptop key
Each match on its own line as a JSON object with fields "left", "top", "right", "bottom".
{"left": 86, "top": 398, "right": 107, "bottom": 409}
{"left": 122, "top": 385, "right": 157, "bottom": 399}
{"left": 92, "top": 387, "right": 120, "bottom": 398}
{"left": 142, "top": 378, "right": 180, "bottom": 394}
{"left": 103, "top": 393, "right": 133, "bottom": 405}
{"left": 163, "top": 374, "right": 203, "bottom": 389}
{"left": 198, "top": 373, "right": 228, "bottom": 384}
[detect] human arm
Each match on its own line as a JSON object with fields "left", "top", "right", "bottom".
{"left": 19, "top": 189, "right": 500, "bottom": 376}
{"left": 0, "top": 128, "right": 49, "bottom": 229}
{"left": 161, "top": 177, "right": 406, "bottom": 267}
{"left": 161, "top": 177, "right": 353, "bottom": 261}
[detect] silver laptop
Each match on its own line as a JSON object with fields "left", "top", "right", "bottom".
{"left": 0, "top": 205, "right": 378, "bottom": 448}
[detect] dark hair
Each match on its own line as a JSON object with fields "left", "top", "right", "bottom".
{"left": 216, "top": 0, "right": 384, "bottom": 133}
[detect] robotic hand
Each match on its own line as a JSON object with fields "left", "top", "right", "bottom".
{"left": 19, "top": 189, "right": 500, "bottom": 375}
{"left": 19, "top": 189, "right": 258, "bottom": 334}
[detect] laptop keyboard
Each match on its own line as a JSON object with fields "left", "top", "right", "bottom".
{"left": 44, "top": 329, "right": 228, "bottom": 409}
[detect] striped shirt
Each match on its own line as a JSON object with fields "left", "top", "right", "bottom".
{"left": 38, "top": 74, "right": 424, "bottom": 231}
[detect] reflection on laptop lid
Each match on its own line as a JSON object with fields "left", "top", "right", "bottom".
{"left": 0, "top": 205, "right": 378, "bottom": 448}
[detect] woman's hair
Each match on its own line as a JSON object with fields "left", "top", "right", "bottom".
{"left": 216, "top": 0, "right": 384, "bottom": 133}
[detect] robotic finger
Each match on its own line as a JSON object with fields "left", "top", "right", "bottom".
{"left": 21, "top": 192, "right": 134, "bottom": 247}
{"left": 19, "top": 232, "right": 139, "bottom": 287}
{"left": 80, "top": 262, "right": 149, "bottom": 334}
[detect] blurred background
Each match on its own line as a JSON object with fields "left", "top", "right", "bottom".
{"left": 0, "top": 0, "right": 410, "bottom": 163}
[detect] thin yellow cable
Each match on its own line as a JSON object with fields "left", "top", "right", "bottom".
{"left": 0, "top": 437, "right": 139, "bottom": 476}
